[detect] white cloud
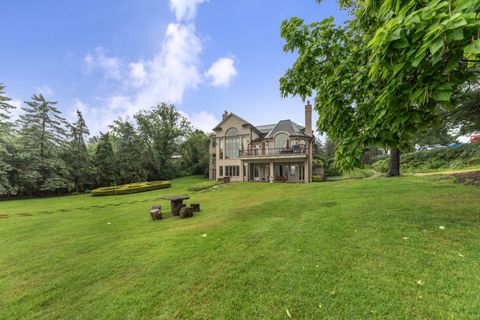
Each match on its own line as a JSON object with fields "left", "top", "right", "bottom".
{"left": 169, "top": 0, "right": 208, "bottom": 21}
{"left": 131, "top": 23, "right": 202, "bottom": 110}
{"left": 205, "top": 57, "right": 237, "bottom": 87}
{"left": 184, "top": 110, "right": 218, "bottom": 133}
{"left": 84, "top": 47, "right": 123, "bottom": 81}
{"left": 129, "top": 62, "right": 147, "bottom": 86}
{"left": 36, "top": 84, "right": 55, "bottom": 96}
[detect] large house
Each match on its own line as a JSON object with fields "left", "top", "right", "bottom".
{"left": 208, "top": 102, "right": 314, "bottom": 183}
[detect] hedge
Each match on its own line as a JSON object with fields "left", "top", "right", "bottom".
{"left": 91, "top": 181, "right": 171, "bottom": 196}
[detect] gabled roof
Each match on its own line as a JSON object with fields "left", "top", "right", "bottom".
{"left": 213, "top": 112, "right": 261, "bottom": 134}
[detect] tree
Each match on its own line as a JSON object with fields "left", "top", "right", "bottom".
{"left": 16, "top": 94, "right": 71, "bottom": 194}
{"left": 449, "top": 82, "right": 480, "bottom": 135}
{"left": 135, "top": 103, "right": 191, "bottom": 179}
{"left": 0, "top": 83, "right": 16, "bottom": 196}
{"left": 66, "top": 110, "right": 93, "bottom": 192}
{"left": 110, "top": 118, "right": 147, "bottom": 184}
{"left": 94, "top": 132, "right": 116, "bottom": 187}
{"left": 181, "top": 130, "right": 210, "bottom": 176}
{"left": 280, "top": 0, "right": 480, "bottom": 176}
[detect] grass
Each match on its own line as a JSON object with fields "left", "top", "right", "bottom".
{"left": 0, "top": 176, "right": 479, "bottom": 319}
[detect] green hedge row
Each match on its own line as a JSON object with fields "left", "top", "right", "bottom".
{"left": 91, "top": 181, "right": 171, "bottom": 196}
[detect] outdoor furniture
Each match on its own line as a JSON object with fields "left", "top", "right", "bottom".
{"left": 150, "top": 205, "right": 162, "bottom": 220}
{"left": 179, "top": 207, "right": 194, "bottom": 219}
{"left": 191, "top": 203, "right": 201, "bottom": 212}
{"left": 160, "top": 195, "right": 190, "bottom": 216}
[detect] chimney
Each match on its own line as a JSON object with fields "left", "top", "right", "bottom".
{"left": 222, "top": 110, "right": 229, "bottom": 120}
{"left": 305, "top": 101, "right": 312, "bottom": 137}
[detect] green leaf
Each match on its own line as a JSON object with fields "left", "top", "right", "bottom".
{"left": 432, "top": 90, "right": 452, "bottom": 102}
{"left": 464, "top": 39, "right": 480, "bottom": 54}
{"left": 447, "top": 29, "right": 463, "bottom": 42}
{"left": 392, "top": 38, "right": 409, "bottom": 49}
{"left": 430, "top": 37, "right": 443, "bottom": 55}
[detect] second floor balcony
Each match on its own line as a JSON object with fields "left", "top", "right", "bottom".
{"left": 239, "top": 145, "right": 307, "bottom": 159}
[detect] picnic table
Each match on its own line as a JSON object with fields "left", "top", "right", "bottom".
{"left": 160, "top": 195, "right": 190, "bottom": 216}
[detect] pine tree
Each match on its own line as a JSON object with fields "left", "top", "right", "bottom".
{"left": 94, "top": 132, "right": 116, "bottom": 187}
{"left": 0, "top": 83, "right": 16, "bottom": 196}
{"left": 111, "top": 119, "right": 147, "bottom": 184}
{"left": 16, "top": 94, "right": 71, "bottom": 195}
{"left": 66, "top": 110, "right": 92, "bottom": 192}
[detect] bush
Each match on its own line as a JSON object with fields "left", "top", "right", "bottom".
{"left": 312, "top": 175, "right": 325, "bottom": 182}
{"left": 91, "top": 181, "right": 171, "bottom": 196}
{"left": 187, "top": 180, "right": 222, "bottom": 192}
{"left": 372, "top": 143, "right": 480, "bottom": 173}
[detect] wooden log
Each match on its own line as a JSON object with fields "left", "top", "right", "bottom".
{"left": 150, "top": 208, "right": 162, "bottom": 220}
{"left": 151, "top": 205, "right": 161, "bottom": 210}
{"left": 191, "top": 203, "right": 200, "bottom": 212}
{"left": 179, "top": 207, "right": 194, "bottom": 219}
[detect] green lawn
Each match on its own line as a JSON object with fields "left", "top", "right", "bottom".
{"left": 1, "top": 176, "right": 479, "bottom": 319}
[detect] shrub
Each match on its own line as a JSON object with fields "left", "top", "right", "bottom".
{"left": 91, "top": 181, "right": 171, "bottom": 196}
{"left": 312, "top": 175, "right": 325, "bottom": 182}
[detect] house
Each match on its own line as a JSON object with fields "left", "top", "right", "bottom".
{"left": 208, "top": 102, "right": 314, "bottom": 182}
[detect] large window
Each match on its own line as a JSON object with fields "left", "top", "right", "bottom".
{"left": 225, "top": 166, "right": 240, "bottom": 177}
{"left": 274, "top": 133, "right": 289, "bottom": 153}
{"left": 225, "top": 128, "right": 240, "bottom": 159}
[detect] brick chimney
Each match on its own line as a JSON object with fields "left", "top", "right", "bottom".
{"left": 305, "top": 101, "right": 312, "bottom": 137}
{"left": 222, "top": 110, "right": 229, "bottom": 120}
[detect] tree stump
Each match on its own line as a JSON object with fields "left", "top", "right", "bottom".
{"left": 150, "top": 208, "right": 162, "bottom": 220}
{"left": 191, "top": 203, "right": 200, "bottom": 212}
{"left": 151, "top": 205, "right": 161, "bottom": 210}
{"left": 179, "top": 207, "right": 194, "bottom": 219}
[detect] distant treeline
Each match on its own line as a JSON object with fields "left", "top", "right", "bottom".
{"left": 0, "top": 83, "right": 210, "bottom": 199}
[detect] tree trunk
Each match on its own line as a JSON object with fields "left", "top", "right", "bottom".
{"left": 387, "top": 147, "right": 400, "bottom": 177}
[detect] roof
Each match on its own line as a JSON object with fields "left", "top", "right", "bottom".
{"left": 212, "top": 113, "right": 310, "bottom": 140}
{"left": 263, "top": 120, "right": 308, "bottom": 139}
{"left": 212, "top": 112, "right": 262, "bottom": 135}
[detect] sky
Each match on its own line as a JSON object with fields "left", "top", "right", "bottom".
{"left": 0, "top": 0, "right": 348, "bottom": 135}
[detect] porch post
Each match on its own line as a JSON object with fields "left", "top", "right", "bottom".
{"left": 304, "top": 159, "right": 310, "bottom": 183}
{"left": 240, "top": 160, "right": 244, "bottom": 182}
{"left": 269, "top": 160, "right": 274, "bottom": 182}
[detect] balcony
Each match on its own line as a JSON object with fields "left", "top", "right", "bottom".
{"left": 239, "top": 146, "right": 307, "bottom": 160}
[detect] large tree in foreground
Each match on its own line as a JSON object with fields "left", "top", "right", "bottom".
{"left": 280, "top": 0, "right": 480, "bottom": 175}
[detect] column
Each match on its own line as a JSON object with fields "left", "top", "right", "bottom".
{"left": 240, "top": 160, "right": 244, "bottom": 182}
{"left": 269, "top": 161, "right": 274, "bottom": 182}
{"left": 304, "top": 159, "right": 310, "bottom": 183}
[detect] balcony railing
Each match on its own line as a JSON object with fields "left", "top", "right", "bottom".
{"left": 239, "top": 146, "right": 307, "bottom": 157}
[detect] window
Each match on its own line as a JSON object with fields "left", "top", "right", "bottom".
{"left": 225, "top": 128, "right": 240, "bottom": 159}
{"left": 219, "top": 166, "right": 223, "bottom": 176}
{"left": 225, "top": 166, "right": 240, "bottom": 177}
{"left": 274, "top": 133, "right": 289, "bottom": 153}
{"left": 219, "top": 139, "right": 224, "bottom": 159}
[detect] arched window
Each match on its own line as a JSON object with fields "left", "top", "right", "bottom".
{"left": 274, "top": 133, "right": 289, "bottom": 150}
{"left": 225, "top": 127, "right": 240, "bottom": 159}
{"left": 226, "top": 128, "right": 239, "bottom": 137}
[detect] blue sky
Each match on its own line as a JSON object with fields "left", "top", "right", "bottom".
{"left": 1, "top": 0, "right": 348, "bottom": 134}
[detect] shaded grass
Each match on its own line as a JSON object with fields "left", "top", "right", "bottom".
{"left": 0, "top": 176, "right": 479, "bottom": 319}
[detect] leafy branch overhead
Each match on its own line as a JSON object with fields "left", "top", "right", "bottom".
{"left": 280, "top": 0, "right": 480, "bottom": 171}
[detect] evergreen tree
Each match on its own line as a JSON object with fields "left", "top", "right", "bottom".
{"left": 0, "top": 83, "right": 16, "bottom": 196}
{"left": 16, "top": 94, "right": 71, "bottom": 195}
{"left": 66, "top": 110, "right": 93, "bottom": 192}
{"left": 111, "top": 119, "right": 147, "bottom": 184}
{"left": 94, "top": 132, "right": 116, "bottom": 187}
